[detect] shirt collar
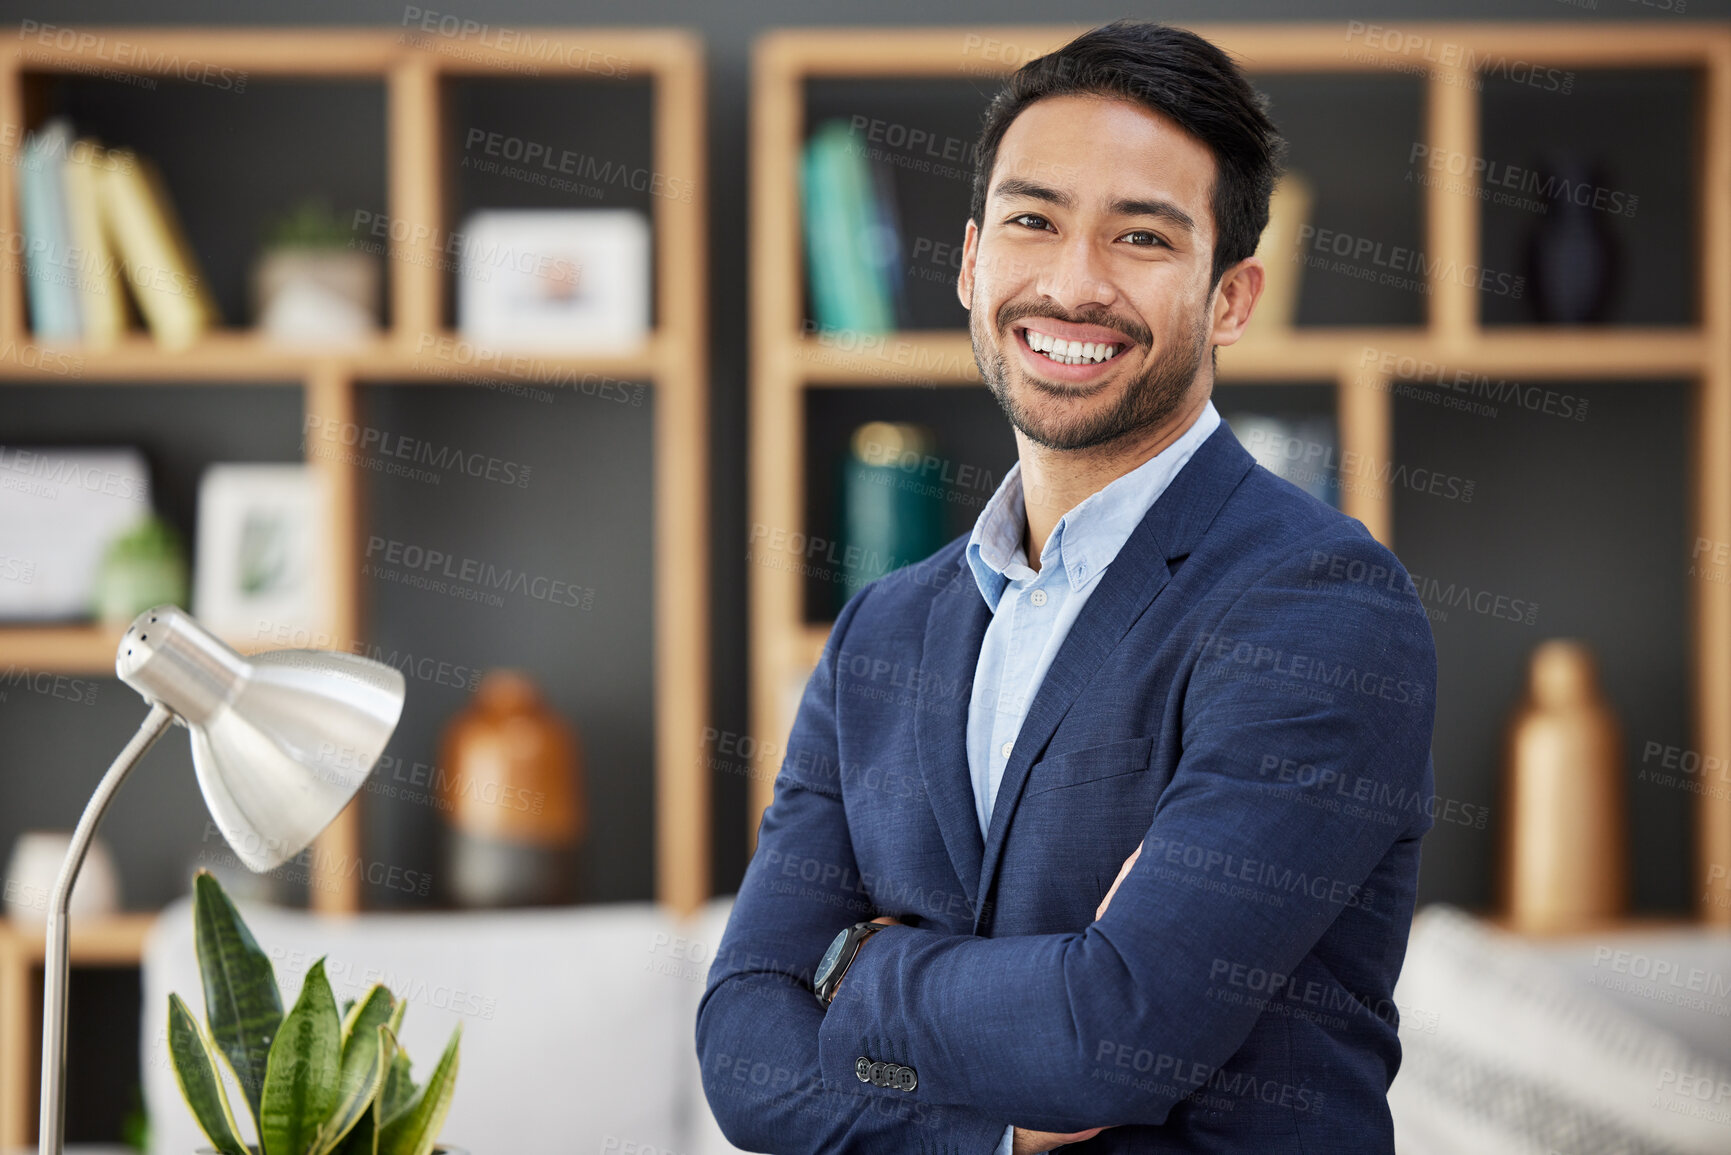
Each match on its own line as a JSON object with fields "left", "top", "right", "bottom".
{"left": 966, "top": 399, "right": 1221, "bottom": 611}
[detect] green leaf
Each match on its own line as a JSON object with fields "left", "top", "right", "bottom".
{"left": 260, "top": 957, "right": 342, "bottom": 1155}
{"left": 377, "top": 1024, "right": 460, "bottom": 1155}
{"left": 332, "top": 1026, "right": 395, "bottom": 1155}
{"left": 313, "top": 986, "right": 396, "bottom": 1155}
{"left": 376, "top": 1003, "right": 416, "bottom": 1126}
{"left": 194, "top": 869, "right": 284, "bottom": 1129}
{"left": 166, "top": 993, "right": 249, "bottom": 1155}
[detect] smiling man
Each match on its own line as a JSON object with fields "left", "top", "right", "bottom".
{"left": 699, "top": 20, "right": 1437, "bottom": 1154}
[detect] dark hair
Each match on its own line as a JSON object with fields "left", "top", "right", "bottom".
{"left": 968, "top": 20, "right": 1287, "bottom": 290}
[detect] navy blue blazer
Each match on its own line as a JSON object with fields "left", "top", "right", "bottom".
{"left": 698, "top": 419, "right": 1438, "bottom": 1153}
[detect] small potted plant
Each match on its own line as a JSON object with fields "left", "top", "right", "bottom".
{"left": 251, "top": 198, "right": 380, "bottom": 345}
{"left": 167, "top": 870, "right": 463, "bottom": 1155}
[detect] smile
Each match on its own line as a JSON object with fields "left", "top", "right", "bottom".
{"left": 1015, "top": 323, "right": 1127, "bottom": 366}
{"left": 1012, "top": 322, "right": 1130, "bottom": 378}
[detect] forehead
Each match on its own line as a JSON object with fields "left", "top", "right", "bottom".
{"left": 990, "top": 93, "right": 1216, "bottom": 224}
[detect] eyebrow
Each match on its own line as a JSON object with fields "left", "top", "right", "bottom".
{"left": 992, "top": 176, "right": 1197, "bottom": 235}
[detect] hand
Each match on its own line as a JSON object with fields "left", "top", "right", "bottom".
{"left": 1095, "top": 839, "right": 1142, "bottom": 921}
{"left": 1011, "top": 1125, "right": 1107, "bottom": 1153}
{"left": 832, "top": 915, "right": 900, "bottom": 997}
{"left": 1004, "top": 847, "right": 1141, "bottom": 1152}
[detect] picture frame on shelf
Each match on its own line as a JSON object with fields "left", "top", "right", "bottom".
{"left": 192, "top": 463, "right": 329, "bottom": 641}
{"left": 455, "top": 208, "right": 651, "bottom": 353}
{"left": 0, "top": 446, "right": 151, "bottom": 622}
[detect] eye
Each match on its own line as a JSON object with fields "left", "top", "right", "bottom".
{"left": 1122, "top": 230, "right": 1169, "bottom": 248}
{"left": 1007, "top": 212, "right": 1051, "bottom": 231}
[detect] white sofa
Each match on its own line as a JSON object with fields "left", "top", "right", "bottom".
{"left": 141, "top": 894, "right": 752, "bottom": 1155}
{"left": 144, "top": 897, "right": 1731, "bottom": 1154}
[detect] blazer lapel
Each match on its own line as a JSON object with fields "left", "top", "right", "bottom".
{"left": 914, "top": 558, "right": 991, "bottom": 921}
{"left": 970, "top": 422, "right": 1257, "bottom": 932}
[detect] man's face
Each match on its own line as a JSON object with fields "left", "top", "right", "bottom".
{"left": 957, "top": 93, "right": 1225, "bottom": 453}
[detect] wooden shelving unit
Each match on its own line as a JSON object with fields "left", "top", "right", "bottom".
{"left": 0, "top": 914, "right": 155, "bottom": 1149}
{"left": 0, "top": 26, "right": 709, "bottom": 920}
{"left": 0, "top": 25, "right": 709, "bottom": 1149}
{"left": 748, "top": 24, "right": 1731, "bottom": 925}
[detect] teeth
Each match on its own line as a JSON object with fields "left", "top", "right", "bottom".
{"left": 1024, "top": 327, "right": 1121, "bottom": 366}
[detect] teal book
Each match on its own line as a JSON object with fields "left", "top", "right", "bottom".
{"left": 17, "top": 117, "right": 82, "bottom": 340}
{"left": 801, "top": 120, "right": 896, "bottom": 334}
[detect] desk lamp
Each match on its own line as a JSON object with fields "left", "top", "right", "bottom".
{"left": 37, "top": 604, "right": 406, "bottom": 1154}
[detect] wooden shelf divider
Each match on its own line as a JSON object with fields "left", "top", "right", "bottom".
{"left": 747, "top": 23, "right": 1731, "bottom": 931}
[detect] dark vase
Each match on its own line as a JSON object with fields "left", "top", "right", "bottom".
{"left": 1525, "top": 154, "right": 1621, "bottom": 324}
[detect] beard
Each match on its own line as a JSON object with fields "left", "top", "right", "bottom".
{"left": 972, "top": 299, "right": 1211, "bottom": 453}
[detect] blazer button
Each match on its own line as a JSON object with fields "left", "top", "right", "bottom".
{"left": 896, "top": 1064, "right": 918, "bottom": 1092}
{"left": 855, "top": 1056, "right": 872, "bottom": 1083}
{"left": 870, "top": 1060, "right": 889, "bottom": 1087}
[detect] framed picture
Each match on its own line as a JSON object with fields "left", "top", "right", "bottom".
{"left": 193, "top": 464, "right": 329, "bottom": 641}
{"left": 0, "top": 446, "right": 151, "bottom": 621}
{"left": 455, "top": 208, "right": 650, "bottom": 352}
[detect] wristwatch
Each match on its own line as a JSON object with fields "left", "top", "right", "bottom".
{"left": 813, "top": 920, "right": 886, "bottom": 1009}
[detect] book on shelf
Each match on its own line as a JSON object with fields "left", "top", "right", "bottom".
{"left": 12, "top": 119, "right": 218, "bottom": 350}
{"left": 800, "top": 118, "right": 906, "bottom": 335}
{"left": 61, "top": 137, "right": 127, "bottom": 348}
{"left": 16, "top": 117, "right": 81, "bottom": 341}
{"left": 98, "top": 149, "right": 219, "bottom": 351}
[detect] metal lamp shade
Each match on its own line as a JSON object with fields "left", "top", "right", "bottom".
{"left": 114, "top": 605, "right": 406, "bottom": 871}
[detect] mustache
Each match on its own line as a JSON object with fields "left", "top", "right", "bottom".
{"left": 996, "top": 303, "right": 1150, "bottom": 348}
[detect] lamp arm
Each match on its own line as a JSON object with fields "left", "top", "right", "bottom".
{"left": 38, "top": 700, "right": 175, "bottom": 1155}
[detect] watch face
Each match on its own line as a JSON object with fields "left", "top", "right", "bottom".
{"left": 815, "top": 927, "right": 849, "bottom": 986}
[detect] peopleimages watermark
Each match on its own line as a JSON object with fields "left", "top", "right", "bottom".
{"left": 409, "top": 331, "right": 647, "bottom": 405}
{"left": 1207, "top": 955, "right": 1441, "bottom": 1036}
{"left": 1357, "top": 346, "right": 1588, "bottom": 423}
{"left": 0, "top": 334, "right": 82, "bottom": 377}
{"left": 1242, "top": 429, "right": 1475, "bottom": 505}
{"left": 199, "top": 821, "right": 431, "bottom": 898}
{"left": 797, "top": 319, "right": 977, "bottom": 386}
{"left": 461, "top": 127, "right": 694, "bottom": 203}
{"left": 0, "top": 665, "right": 101, "bottom": 707}
{"left": 1091, "top": 1038, "right": 1326, "bottom": 1116}
{"left": 1589, "top": 945, "right": 1731, "bottom": 1015}
{"left": 1139, "top": 834, "right": 1376, "bottom": 912}
{"left": 17, "top": 21, "right": 249, "bottom": 92}
{"left": 1342, "top": 22, "right": 1575, "bottom": 94}
{"left": 1305, "top": 548, "right": 1539, "bottom": 628}
{"left": 302, "top": 415, "right": 532, "bottom": 489}
{"left": 398, "top": 6, "right": 631, "bottom": 77}
{"left": 1407, "top": 143, "right": 1638, "bottom": 219}
{"left": 363, "top": 535, "right": 596, "bottom": 612}
{"left": 1640, "top": 740, "right": 1731, "bottom": 804}
{"left": 0, "top": 447, "right": 147, "bottom": 502}
{"left": 759, "top": 848, "right": 989, "bottom": 923}
{"left": 269, "top": 944, "right": 499, "bottom": 1020}
{"left": 1257, "top": 754, "right": 1489, "bottom": 832}
{"left": 1294, "top": 224, "right": 1525, "bottom": 300}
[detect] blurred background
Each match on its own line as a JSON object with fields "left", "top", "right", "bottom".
{"left": 1, "top": 0, "right": 1729, "bottom": 1152}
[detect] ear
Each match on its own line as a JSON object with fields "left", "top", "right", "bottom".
{"left": 956, "top": 217, "right": 980, "bottom": 311}
{"left": 1209, "top": 255, "right": 1266, "bottom": 348}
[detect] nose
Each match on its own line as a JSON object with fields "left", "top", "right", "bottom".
{"left": 1036, "top": 232, "right": 1117, "bottom": 315}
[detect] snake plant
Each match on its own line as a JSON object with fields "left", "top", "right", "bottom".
{"left": 168, "top": 870, "right": 462, "bottom": 1155}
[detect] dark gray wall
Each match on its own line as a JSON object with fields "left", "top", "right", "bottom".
{"left": 3, "top": 0, "right": 1727, "bottom": 942}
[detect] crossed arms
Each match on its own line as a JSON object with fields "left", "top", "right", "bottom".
{"left": 696, "top": 534, "right": 1437, "bottom": 1152}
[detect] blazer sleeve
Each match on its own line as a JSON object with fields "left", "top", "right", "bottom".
{"left": 695, "top": 581, "right": 1018, "bottom": 1155}
{"left": 810, "top": 531, "right": 1438, "bottom": 1134}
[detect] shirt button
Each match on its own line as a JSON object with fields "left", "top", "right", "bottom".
{"left": 1000, "top": 741, "right": 1013, "bottom": 759}
{"left": 1029, "top": 588, "right": 1049, "bottom": 607}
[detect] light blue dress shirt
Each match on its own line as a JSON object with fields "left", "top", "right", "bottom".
{"left": 964, "top": 400, "right": 1221, "bottom": 1155}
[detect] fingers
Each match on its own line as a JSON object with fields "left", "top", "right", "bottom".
{"left": 1095, "top": 839, "right": 1144, "bottom": 921}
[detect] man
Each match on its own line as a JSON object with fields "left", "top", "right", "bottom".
{"left": 698, "top": 19, "right": 1436, "bottom": 1154}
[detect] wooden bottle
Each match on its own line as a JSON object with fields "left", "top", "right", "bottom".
{"left": 1501, "top": 640, "right": 1626, "bottom": 932}
{"left": 439, "top": 669, "right": 586, "bottom": 907}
